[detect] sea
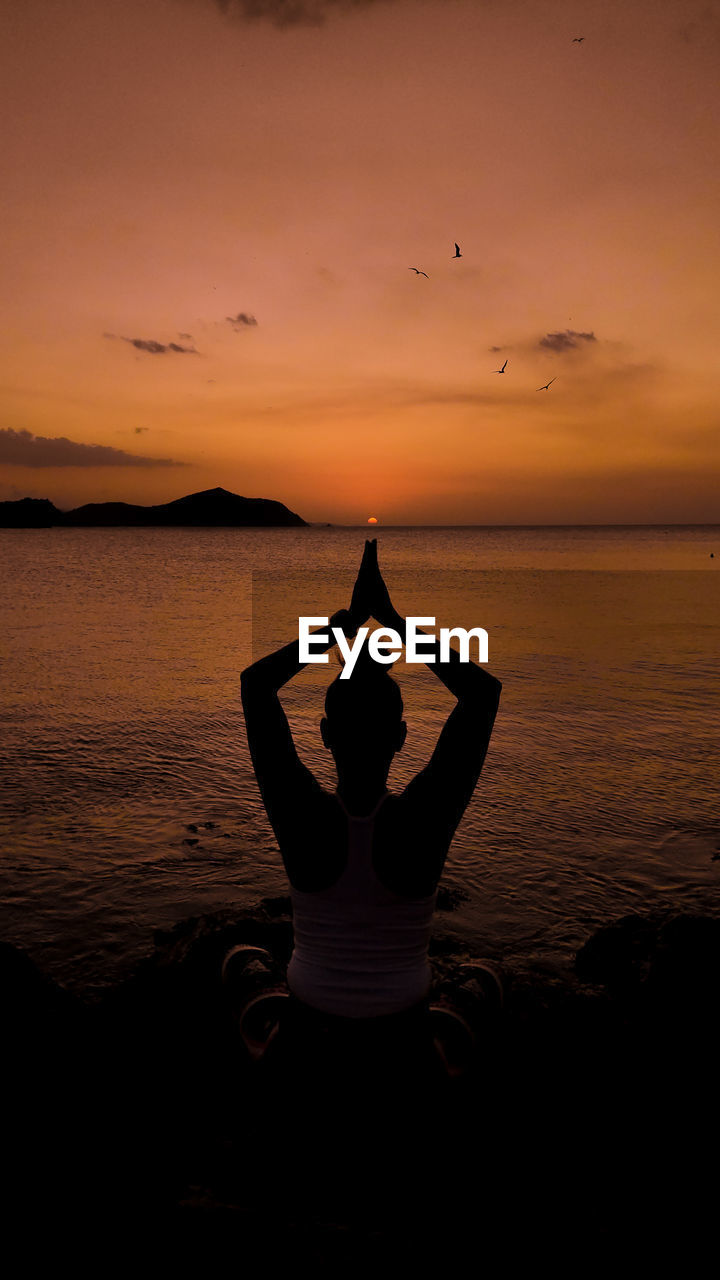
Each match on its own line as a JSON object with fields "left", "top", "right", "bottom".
{"left": 1, "top": 525, "right": 719, "bottom": 994}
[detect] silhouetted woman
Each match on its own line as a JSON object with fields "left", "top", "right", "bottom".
{"left": 236, "top": 540, "right": 501, "bottom": 1093}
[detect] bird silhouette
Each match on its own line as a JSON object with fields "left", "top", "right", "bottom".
{"left": 494, "top": 359, "right": 508, "bottom": 374}
{"left": 572, "top": 36, "right": 585, "bottom": 43}
{"left": 453, "top": 243, "right": 462, "bottom": 258}
{"left": 408, "top": 267, "right": 429, "bottom": 278}
{"left": 536, "top": 378, "right": 557, "bottom": 391}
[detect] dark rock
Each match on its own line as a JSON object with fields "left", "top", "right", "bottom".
{"left": 261, "top": 894, "right": 292, "bottom": 918}
{"left": 3, "top": 906, "right": 717, "bottom": 1258}
{"left": 575, "top": 910, "right": 720, "bottom": 995}
{"left": 575, "top": 910, "right": 663, "bottom": 995}
{"left": 436, "top": 885, "right": 470, "bottom": 912}
{"left": 0, "top": 940, "right": 81, "bottom": 1028}
{"left": 575, "top": 909, "right": 720, "bottom": 1053}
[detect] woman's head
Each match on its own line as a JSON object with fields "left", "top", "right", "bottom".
{"left": 321, "top": 644, "right": 406, "bottom": 773}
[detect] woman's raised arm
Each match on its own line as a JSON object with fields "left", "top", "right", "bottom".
{"left": 240, "top": 541, "right": 377, "bottom": 815}
{"left": 366, "top": 540, "right": 501, "bottom": 836}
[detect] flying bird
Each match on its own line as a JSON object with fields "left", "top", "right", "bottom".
{"left": 453, "top": 243, "right": 462, "bottom": 258}
{"left": 572, "top": 36, "right": 585, "bottom": 43}
{"left": 494, "top": 359, "right": 508, "bottom": 374}
{"left": 408, "top": 267, "right": 429, "bottom": 278}
{"left": 536, "top": 378, "right": 557, "bottom": 391}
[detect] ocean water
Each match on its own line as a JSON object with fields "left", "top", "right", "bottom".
{"left": 1, "top": 524, "right": 719, "bottom": 992}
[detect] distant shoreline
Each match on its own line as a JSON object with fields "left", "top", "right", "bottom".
{"left": 0, "top": 487, "right": 307, "bottom": 528}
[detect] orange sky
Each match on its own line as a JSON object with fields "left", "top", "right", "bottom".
{"left": 2, "top": 0, "right": 719, "bottom": 523}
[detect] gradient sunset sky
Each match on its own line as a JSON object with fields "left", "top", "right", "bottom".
{"left": 2, "top": 0, "right": 719, "bottom": 523}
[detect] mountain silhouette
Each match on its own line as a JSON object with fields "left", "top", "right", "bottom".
{"left": 0, "top": 488, "right": 307, "bottom": 528}
{"left": 0, "top": 497, "right": 61, "bottom": 527}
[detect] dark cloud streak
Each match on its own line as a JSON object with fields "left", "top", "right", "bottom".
{"left": 208, "top": 0, "right": 394, "bottom": 28}
{"left": 539, "top": 329, "right": 597, "bottom": 353}
{"left": 104, "top": 333, "right": 197, "bottom": 355}
{"left": 0, "top": 428, "right": 184, "bottom": 468}
{"left": 226, "top": 312, "right": 258, "bottom": 328}
{"left": 125, "top": 337, "right": 197, "bottom": 354}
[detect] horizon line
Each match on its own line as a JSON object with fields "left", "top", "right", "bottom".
{"left": 313, "top": 521, "right": 720, "bottom": 529}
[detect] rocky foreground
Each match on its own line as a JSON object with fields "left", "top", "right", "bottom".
{"left": 4, "top": 901, "right": 718, "bottom": 1267}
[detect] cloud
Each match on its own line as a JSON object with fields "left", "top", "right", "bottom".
{"left": 207, "top": 0, "right": 393, "bottom": 28}
{"left": 202, "top": 0, "right": 718, "bottom": 41}
{"left": 489, "top": 346, "right": 503, "bottom": 353}
{"left": 127, "top": 338, "right": 167, "bottom": 353}
{"left": 125, "top": 336, "right": 197, "bottom": 354}
{"left": 134, "top": 427, "right": 150, "bottom": 434}
{"left": 178, "top": 332, "right": 193, "bottom": 340}
{"left": 538, "top": 329, "right": 597, "bottom": 353}
{"left": 105, "top": 333, "right": 197, "bottom": 354}
{"left": 0, "top": 428, "right": 184, "bottom": 468}
{"left": 226, "top": 312, "right": 258, "bottom": 329}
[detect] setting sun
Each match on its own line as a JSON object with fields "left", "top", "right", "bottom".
{"left": 367, "top": 516, "right": 378, "bottom": 525}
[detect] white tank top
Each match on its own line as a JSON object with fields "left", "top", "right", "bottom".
{"left": 287, "top": 794, "right": 437, "bottom": 1018}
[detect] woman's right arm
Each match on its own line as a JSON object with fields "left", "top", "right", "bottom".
{"left": 368, "top": 542, "right": 502, "bottom": 834}
{"left": 241, "top": 608, "right": 359, "bottom": 815}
